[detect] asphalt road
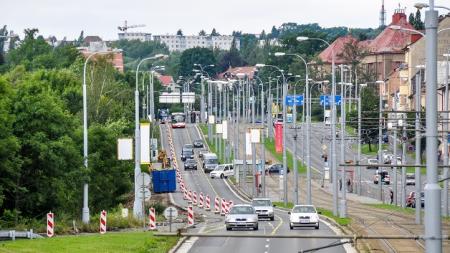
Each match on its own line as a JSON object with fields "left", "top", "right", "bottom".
{"left": 159, "top": 123, "right": 346, "bottom": 253}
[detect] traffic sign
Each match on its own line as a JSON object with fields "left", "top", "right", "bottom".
{"left": 285, "top": 95, "right": 304, "bottom": 106}
{"left": 163, "top": 206, "right": 178, "bottom": 220}
{"left": 320, "top": 95, "right": 341, "bottom": 106}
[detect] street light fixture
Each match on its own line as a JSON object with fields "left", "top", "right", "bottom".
{"left": 133, "top": 54, "right": 167, "bottom": 218}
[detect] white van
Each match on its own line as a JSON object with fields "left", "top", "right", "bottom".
{"left": 203, "top": 153, "right": 219, "bottom": 172}
{"left": 210, "top": 164, "right": 234, "bottom": 179}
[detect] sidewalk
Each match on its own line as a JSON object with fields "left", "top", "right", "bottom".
{"left": 232, "top": 129, "right": 450, "bottom": 253}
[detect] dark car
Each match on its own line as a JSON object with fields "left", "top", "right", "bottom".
{"left": 181, "top": 148, "right": 194, "bottom": 161}
{"left": 193, "top": 140, "right": 204, "bottom": 148}
{"left": 184, "top": 159, "right": 197, "bottom": 170}
{"left": 265, "top": 164, "right": 290, "bottom": 175}
{"left": 406, "top": 191, "right": 425, "bottom": 208}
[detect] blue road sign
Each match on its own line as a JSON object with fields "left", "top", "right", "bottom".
{"left": 285, "top": 95, "right": 304, "bottom": 106}
{"left": 320, "top": 95, "right": 341, "bottom": 106}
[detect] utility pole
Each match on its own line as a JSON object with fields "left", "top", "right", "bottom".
{"left": 251, "top": 87, "right": 257, "bottom": 197}
{"left": 261, "top": 81, "right": 266, "bottom": 197}
{"left": 201, "top": 76, "right": 205, "bottom": 123}
{"left": 415, "top": 72, "right": 422, "bottom": 225}
{"left": 424, "top": 2, "right": 442, "bottom": 251}
{"left": 339, "top": 65, "right": 347, "bottom": 218}
{"left": 401, "top": 115, "right": 407, "bottom": 208}
{"left": 208, "top": 80, "right": 212, "bottom": 141}
{"left": 393, "top": 98, "right": 398, "bottom": 206}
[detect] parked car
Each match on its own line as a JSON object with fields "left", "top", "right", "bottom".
{"left": 225, "top": 204, "right": 258, "bottom": 231}
{"left": 181, "top": 148, "right": 194, "bottom": 161}
{"left": 251, "top": 198, "right": 275, "bottom": 221}
{"left": 184, "top": 159, "right": 197, "bottom": 170}
{"left": 202, "top": 153, "right": 219, "bottom": 172}
{"left": 406, "top": 173, "right": 415, "bottom": 185}
{"left": 367, "top": 158, "right": 379, "bottom": 170}
{"left": 266, "top": 164, "right": 290, "bottom": 175}
{"left": 373, "top": 170, "right": 390, "bottom": 185}
{"left": 193, "top": 139, "right": 204, "bottom": 148}
{"left": 210, "top": 164, "right": 234, "bottom": 179}
{"left": 406, "top": 191, "right": 425, "bottom": 208}
{"left": 289, "top": 205, "right": 320, "bottom": 230}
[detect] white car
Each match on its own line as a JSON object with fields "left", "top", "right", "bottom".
{"left": 251, "top": 198, "right": 275, "bottom": 220}
{"left": 406, "top": 173, "right": 415, "bottom": 185}
{"left": 210, "top": 164, "right": 234, "bottom": 179}
{"left": 289, "top": 205, "right": 320, "bottom": 230}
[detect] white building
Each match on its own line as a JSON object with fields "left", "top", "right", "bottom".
{"left": 152, "top": 35, "right": 239, "bottom": 52}
{"left": 118, "top": 32, "right": 152, "bottom": 41}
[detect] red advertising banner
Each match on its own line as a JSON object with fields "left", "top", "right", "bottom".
{"left": 275, "top": 122, "right": 283, "bottom": 153}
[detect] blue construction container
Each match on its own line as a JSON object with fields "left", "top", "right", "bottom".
{"left": 152, "top": 169, "right": 176, "bottom": 193}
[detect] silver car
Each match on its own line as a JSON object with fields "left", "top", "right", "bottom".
{"left": 225, "top": 204, "right": 258, "bottom": 231}
{"left": 251, "top": 198, "right": 275, "bottom": 220}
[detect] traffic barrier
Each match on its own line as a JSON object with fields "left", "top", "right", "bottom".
{"left": 187, "top": 205, "right": 194, "bottom": 226}
{"left": 192, "top": 191, "right": 198, "bottom": 206}
{"left": 149, "top": 208, "right": 156, "bottom": 230}
{"left": 220, "top": 198, "right": 226, "bottom": 216}
{"left": 46, "top": 212, "right": 54, "bottom": 238}
{"left": 183, "top": 188, "right": 188, "bottom": 200}
{"left": 198, "top": 192, "right": 204, "bottom": 208}
{"left": 214, "top": 196, "right": 220, "bottom": 213}
{"left": 99, "top": 210, "right": 107, "bottom": 234}
{"left": 188, "top": 190, "right": 192, "bottom": 201}
{"left": 205, "top": 195, "right": 211, "bottom": 210}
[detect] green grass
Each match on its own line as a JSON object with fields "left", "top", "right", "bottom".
{"left": 359, "top": 144, "right": 389, "bottom": 156}
{"left": 366, "top": 203, "right": 416, "bottom": 215}
{"left": 264, "top": 139, "right": 306, "bottom": 174}
{"left": 316, "top": 208, "right": 351, "bottom": 226}
{"left": 0, "top": 232, "right": 179, "bottom": 253}
{"left": 273, "top": 201, "right": 294, "bottom": 209}
{"left": 198, "top": 124, "right": 231, "bottom": 164}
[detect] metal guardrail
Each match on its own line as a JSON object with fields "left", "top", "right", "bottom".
{"left": 0, "top": 230, "right": 43, "bottom": 240}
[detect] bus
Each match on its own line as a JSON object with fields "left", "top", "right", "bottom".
{"left": 158, "top": 109, "right": 170, "bottom": 123}
{"left": 171, "top": 112, "right": 186, "bottom": 128}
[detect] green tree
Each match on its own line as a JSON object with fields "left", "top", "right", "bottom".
{"left": 414, "top": 9, "right": 425, "bottom": 30}
{"left": 199, "top": 30, "right": 206, "bottom": 36}
{"left": 176, "top": 29, "right": 183, "bottom": 36}
{"left": 409, "top": 13, "right": 416, "bottom": 27}
{"left": 178, "top": 47, "right": 216, "bottom": 77}
{"left": 211, "top": 28, "right": 220, "bottom": 36}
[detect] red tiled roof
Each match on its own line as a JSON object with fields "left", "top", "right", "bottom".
{"left": 218, "top": 66, "right": 257, "bottom": 79}
{"left": 158, "top": 75, "right": 174, "bottom": 86}
{"left": 318, "top": 35, "right": 358, "bottom": 64}
{"left": 368, "top": 12, "right": 417, "bottom": 54}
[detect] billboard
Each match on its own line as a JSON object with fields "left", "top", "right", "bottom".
{"left": 140, "top": 123, "right": 150, "bottom": 164}
{"left": 117, "top": 138, "right": 133, "bottom": 160}
{"left": 222, "top": 120, "right": 228, "bottom": 139}
{"left": 275, "top": 123, "right": 283, "bottom": 153}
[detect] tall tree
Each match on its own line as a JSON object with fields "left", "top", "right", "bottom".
{"left": 260, "top": 30, "right": 266, "bottom": 40}
{"left": 198, "top": 30, "right": 206, "bottom": 36}
{"left": 414, "top": 9, "right": 425, "bottom": 30}
{"left": 210, "top": 28, "right": 220, "bottom": 36}
{"left": 178, "top": 47, "right": 216, "bottom": 77}
{"left": 408, "top": 13, "right": 416, "bottom": 27}
{"left": 176, "top": 29, "right": 183, "bottom": 36}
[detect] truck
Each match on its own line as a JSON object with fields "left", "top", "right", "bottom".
{"left": 202, "top": 153, "right": 219, "bottom": 172}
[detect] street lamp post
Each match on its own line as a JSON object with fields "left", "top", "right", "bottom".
{"left": 415, "top": 68, "right": 424, "bottom": 224}
{"left": 134, "top": 54, "right": 167, "bottom": 218}
{"left": 376, "top": 80, "right": 385, "bottom": 203}
{"left": 357, "top": 83, "right": 368, "bottom": 196}
{"left": 82, "top": 51, "right": 112, "bottom": 224}
{"left": 297, "top": 36, "right": 338, "bottom": 216}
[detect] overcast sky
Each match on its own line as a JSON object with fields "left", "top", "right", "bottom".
{"left": 2, "top": 0, "right": 447, "bottom": 40}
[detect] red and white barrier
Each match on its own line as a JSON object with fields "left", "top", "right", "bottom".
{"left": 47, "top": 212, "right": 54, "bottom": 238}
{"left": 198, "top": 192, "right": 204, "bottom": 208}
{"left": 187, "top": 205, "right": 194, "bottom": 226}
{"left": 99, "top": 210, "right": 107, "bottom": 234}
{"left": 149, "top": 208, "right": 156, "bottom": 230}
{"left": 192, "top": 191, "right": 198, "bottom": 206}
{"left": 214, "top": 196, "right": 220, "bottom": 213}
{"left": 220, "top": 198, "right": 226, "bottom": 216}
{"left": 188, "top": 190, "right": 192, "bottom": 201}
{"left": 205, "top": 195, "right": 211, "bottom": 211}
{"left": 183, "top": 188, "right": 188, "bottom": 200}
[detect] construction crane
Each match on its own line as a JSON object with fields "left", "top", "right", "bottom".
{"left": 117, "top": 20, "right": 146, "bottom": 33}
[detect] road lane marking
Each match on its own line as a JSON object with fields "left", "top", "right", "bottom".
{"left": 270, "top": 215, "right": 283, "bottom": 235}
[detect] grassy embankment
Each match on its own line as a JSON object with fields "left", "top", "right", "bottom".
{"left": 0, "top": 232, "right": 178, "bottom": 253}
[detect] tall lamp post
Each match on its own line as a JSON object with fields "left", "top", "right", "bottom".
{"left": 297, "top": 36, "right": 338, "bottom": 216}
{"left": 193, "top": 64, "right": 214, "bottom": 124}
{"left": 274, "top": 52, "right": 311, "bottom": 205}
{"left": 256, "top": 64, "right": 288, "bottom": 204}
{"left": 134, "top": 54, "right": 167, "bottom": 218}
{"left": 82, "top": 51, "right": 113, "bottom": 224}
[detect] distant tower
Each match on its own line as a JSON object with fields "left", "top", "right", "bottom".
{"left": 379, "top": 0, "right": 386, "bottom": 28}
